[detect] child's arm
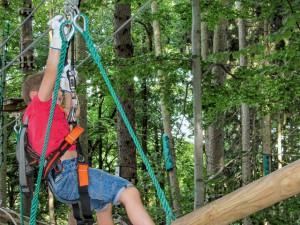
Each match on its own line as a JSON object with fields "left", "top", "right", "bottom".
{"left": 38, "top": 49, "right": 61, "bottom": 102}
{"left": 38, "top": 15, "right": 64, "bottom": 102}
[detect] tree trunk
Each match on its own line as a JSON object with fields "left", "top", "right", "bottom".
{"left": 262, "top": 20, "right": 272, "bottom": 177}
{"left": 20, "top": 0, "right": 34, "bottom": 216}
{"left": 20, "top": 0, "right": 34, "bottom": 73}
{"left": 48, "top": 189, "right": 56, "bottom": 225}
{"left": 0, "top": 116, "right": 7, "bottom": 208}
{"left": 200, "top": 22, "right": 209, "bottom": 60}
{"left": 273, "top": 8, "right": 285, "bottom": 171}
{"left": 0, "top": 19, "right": 9, "bottom": 208}
{"left": 262, "top": 115, "right": 272, "bottom": 176}
{"left": 114, "top": 3, "right": 137, "bottom": 186}
{"left": 206, "top": 18, "right": 227, "bottom": 176}
{"left": 152, "top": 1, "right": 182, "bottom": 217}
{"left": 76, "top": 32, "right": 89, "bottom": 161}
{"left": 191, "top": 0, "right": 204, "bottom": 210}
{"left": 277, "top": 112, "right": 283, "bottom": 169}
{"left": 141, "top": 78, "right": 149, "bottom": 198}
{"left": 140, "top": 21, "right": 151, "bottom": 200}
{"left": 237, "top": 1, "right": 252, "bottom": 224}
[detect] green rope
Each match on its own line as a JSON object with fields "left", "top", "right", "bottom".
{"left": 73, "top": 13, "right": 176, "bottom": 224}
{"left": 19, "top": 186, "right": 24, "bottom": 225}
{"left": 29, "top": 21, "right": 71, "bottom": 225}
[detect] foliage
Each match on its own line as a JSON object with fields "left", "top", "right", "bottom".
{"left": 1, "top": 0, "right": 300, "bottom": 224}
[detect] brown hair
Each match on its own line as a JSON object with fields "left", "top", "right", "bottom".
{"left": 21, "top": 71, "right": 44, "bottom": 104}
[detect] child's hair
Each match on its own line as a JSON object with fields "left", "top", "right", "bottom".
{"left": 22, "top": 71, "right": 44, "bottom": 104}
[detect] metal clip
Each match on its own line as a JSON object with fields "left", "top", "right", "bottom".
{"left": 62, "top": 22, "right": 75, "bottom": 42}
{"left": 67, "top": 69, "right": 77, "bottom": 92}
{"left": 65, "top": 1, "right": 80, "bottom": 16}
{"left": 73, "top": 14, "right": 86, "bottom": 33}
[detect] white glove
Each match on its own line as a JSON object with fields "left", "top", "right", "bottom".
{"left": 60, "top": 61, "right": 78, "bottom": 93}
{"left": 47, "top": 15, "right": 65, "bottom": 50}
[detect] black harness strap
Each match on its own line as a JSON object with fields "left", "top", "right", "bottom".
{"left": 71, "top": 136, "right": 94, "bottom": 225}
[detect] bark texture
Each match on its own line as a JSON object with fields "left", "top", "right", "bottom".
{"left": 152, "top": 1, "right": 182, "bottom": 216}
{"left": 191, "top": 0, "right": 204, "bottom": 209}
{"left": 114, "top": 3, "right": 137, "bottom": 185}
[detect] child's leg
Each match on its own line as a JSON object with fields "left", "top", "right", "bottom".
{"left": 118, "top": 187, "right": 155, "bottom": 225}
{"left": 96, "top": 203, "right": 114, "bottom": 225}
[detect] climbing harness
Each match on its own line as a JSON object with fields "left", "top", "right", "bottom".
{"left": 15, "top": 113, "right": 93, "bottom": 224}
{"left": 12, "top": 2, "right": 94, "bottom": 225}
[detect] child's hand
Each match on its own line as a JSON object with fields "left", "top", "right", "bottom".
{"left": 60, "top": 61, "right": 78, "bottom": 93}
{"left": 47, "top": 15, "right": 65, "bottom": 50}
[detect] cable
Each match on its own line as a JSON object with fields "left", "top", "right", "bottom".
{"left": 75, "top": 0, "right": 153, "bottom": 69}
{"left": 0, "top": 208, "right": 18, "bottom": 225}
{"left": 0, "top": 115, "right": 21, "bottom": 131}
{"left": 0, "top": 0, "right": 152, "bottom": 74}
{"left": 0, "top": 27, "right": 51, "bottom": 74}
{"left": 0, "top": 0, "right": 47, "bottom": 50}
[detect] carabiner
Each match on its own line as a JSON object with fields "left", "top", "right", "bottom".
{"left": 14, "top": 117, "right": 22, "bottom": 138}
{"left": 61, "top": 21, "right": 75, "bottom": 42}
{"left": 14, "top": 123, "right": 21, "bottom": 135}
{"left": 73, "top": 14, "right": 87, "bottom": 34}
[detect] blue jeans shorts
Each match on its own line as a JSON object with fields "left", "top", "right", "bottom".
{"left": 47, "top": 158, "right": 133, "bottom": 212}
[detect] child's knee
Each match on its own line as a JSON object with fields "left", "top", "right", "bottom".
{"left": 96, "top": 203, "right": 113, "bottom": 221}
{"left": 120, "top": 186, "right": 141, "bottom": 204}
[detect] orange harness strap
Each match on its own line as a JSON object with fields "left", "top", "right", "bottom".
{"left": 77, "top": 163, "right": 89, "bottom": 187}
{"left": 43, "top": 126, "right": 84, "bottom": 180}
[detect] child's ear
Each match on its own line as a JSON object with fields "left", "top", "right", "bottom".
{"left": 29, "top": 90, "right": 38, "bottom": 100}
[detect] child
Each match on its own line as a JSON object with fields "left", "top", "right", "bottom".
{"left": 21, "top": 15, "right": 155, "bottom": 225}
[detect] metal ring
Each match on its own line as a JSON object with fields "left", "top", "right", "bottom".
{"left": 73, "top": 14, "right": 86, "bottom": 33}
{"left": 61, "top": 22, "right": 75, "bottom": 42}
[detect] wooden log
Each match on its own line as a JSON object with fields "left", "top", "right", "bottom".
{"left": 172, "top": 159, "right": 300, "bottom": 225}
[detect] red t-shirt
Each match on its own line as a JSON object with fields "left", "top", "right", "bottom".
{"left": 24, "top": 96, "right": 76, "bottom": 157}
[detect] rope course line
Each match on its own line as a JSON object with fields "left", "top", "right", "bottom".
{"left": 0, "top": 27, "right": 51, "bottom": 74}
{"left": 0, "top": 0, "right": 46, "bottom": 50}
{"left": 0, "top": 115, "right": 22, "bottom": 131}
{"left": 75, "top": 0, "right": 153, "bottom": 69}
{"left": 0, "top": 0, "right": 152, "bottom": 75}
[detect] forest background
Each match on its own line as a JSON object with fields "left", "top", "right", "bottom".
{"left": 0, "top": 0, "right": 299, "bottom": 224}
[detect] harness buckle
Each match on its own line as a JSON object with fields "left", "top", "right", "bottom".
{"left": 77, "top": 154, "right": 85, "bottom": 163}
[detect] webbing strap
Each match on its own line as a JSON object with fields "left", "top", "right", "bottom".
{"left": 16, "top": 117, "right": 31, "bottom": 196}
{"left": 43, "top": 125, "right": 84, "bottom": 180}
{"left": 72, "top": 200, "right": 93, "bottom": 225}
{"left": 78, "top": 163, "right": 89, "bottom": 186}
{"left": 65, "top": 125, "right": 84, "bottom": 145}
{"left": 72, "top": 162, "right": 93, "bottom": 225}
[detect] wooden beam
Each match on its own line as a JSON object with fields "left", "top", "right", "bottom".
{"left": 172, "top": 159, "right": 300, "bottom": 225}
{"left": 3, "top": 98, "right": 25, "bottom": 112}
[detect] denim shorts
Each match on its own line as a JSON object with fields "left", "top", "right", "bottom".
{"left": 47, "top": 158, "right": 132, "bottom": 212}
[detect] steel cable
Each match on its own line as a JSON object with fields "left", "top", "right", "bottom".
{"left": 0, "top": 0, "right": 47, "bottom": 50}
{"left": 75, "top": 0, "right": 153, "bottom": 69}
